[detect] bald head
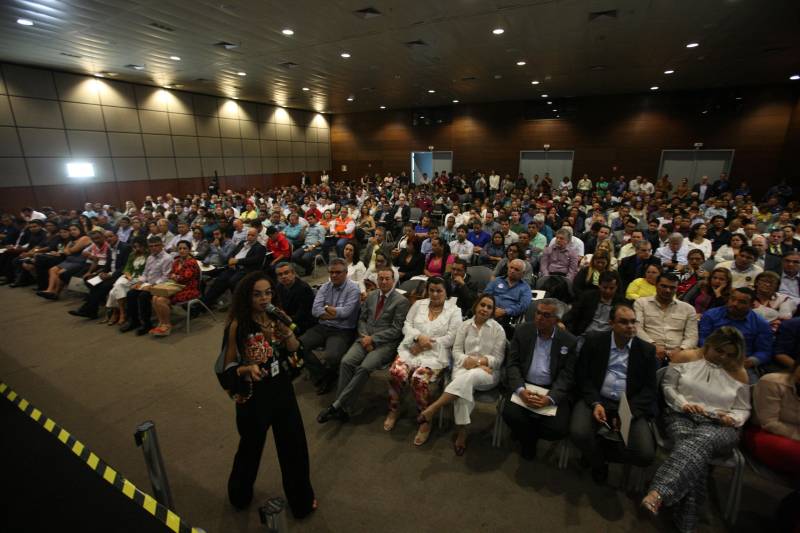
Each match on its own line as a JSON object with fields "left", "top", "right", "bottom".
{"left": 508, "top": 258, "right": 526, "bottom": 282}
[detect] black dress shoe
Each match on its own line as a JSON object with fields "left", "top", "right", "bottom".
{"left": 68, "top": 309, "right": 96, "bottom": 319}
{"left": 591, "top": 463, "right": 609, "bottom": 485}
{"left": 521, "top": 442, "right": 538, "bottom": 461}
{"left": 315, "top": 374, "right": 336, "bottom": 395}
{"left": 317, "top": 405, "right": 349, "bottom": 424}
{"left": 119, "top": 322, "right": 138, "bottom": 333}
{"left": 135, "top": 326, "right": 151, "bottom": 336}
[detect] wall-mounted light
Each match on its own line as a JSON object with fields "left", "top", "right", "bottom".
{"left": 66, "top": 162, "right": 95, "bottom": 179}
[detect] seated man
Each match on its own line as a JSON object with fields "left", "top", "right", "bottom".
{"left": 69, "top": 230, "right": 131, "bottom": 319}
{"left": 299, "top": 258, "right": 361, "bottom": 394}
{"left": 698, "top": 287, "right": 774, "bottom": 381}
{"left": 200, "top": 227, "right": 266, "bottom": 309}
{"left": 654, "top": 233, "right": 688, "bottom": 273}
{"left": 539, "top": 228, "right": 579, "bottom": 279}
{"left": 274, "top": 262, "right": 316, "bottom": 336}
{"left": 120, "top": 237, "right": 172, "bottom": 335}
{"left": 502, "top": 299, "right": 578, "bottom": 460}
{"left": 442, "top": 258, "right": 479, "bottom": 317}
{"left": 265, "top": 226, "right": 291, "bottom": 274}
{"left": 448, "top": 225, "right": 474, "bottom": 262}
{"left": 361, "top": 226, "right": 393, "bottom": 271}
{"left": 773, "top": 317, "right": 800, "bottom": 369}
{"left": 570, "top": 304, "right": 657, "bottom": 484}
{"left": 633, "top": 272, "right": 698, "bottom": 364}
{"left": 317, "top": 267, "right": 410, "bottom": 423}
{"left": 484, "top": 258, "right": 533, "bottom": 336}
{"left": 716, "top": 245, "right": 762, "bottom": 289}
{"left": 291, "top": 212, "right": 326, "bottom": 276}
{"left": 777, "top": 251, "right": 800, "bottom": 299}
{"left": 563, "top": 271, "right": 628, "bottom": 336}
{"left": 618, "top": 240, "right": 661, "bottom": 291}
{"left": 204, "top": 228, "right": 235, "bottom": 267}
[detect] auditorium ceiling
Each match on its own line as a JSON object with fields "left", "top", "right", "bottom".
{"left": 1, "top": 0, "right": 798, "bottom": 113}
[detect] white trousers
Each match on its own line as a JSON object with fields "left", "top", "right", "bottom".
{"left": 444, "top": 366, "right": 499, "bottom": 425}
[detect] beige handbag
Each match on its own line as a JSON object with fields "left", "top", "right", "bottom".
{"left": 150, "top": 280, "right": 185, "bottom": 297}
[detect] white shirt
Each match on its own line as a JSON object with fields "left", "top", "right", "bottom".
{"left": 397, "top": 299, "right": 463, "bottom": 370}
{"left": 662, "top": 359, "right": 751, "bottom": 427}
{"left": 686, "top": 239, "right": 712, "bottom": 260}
{"left": 489, "top": 174, "right": 500, "bottom": 189}
{"left": 449, "top": 239, "right": 475, "bottom": 261}
{"left": 633, "top": 296, "right": 699, "bottom": 351}
{"left": 452, "top": 318, "right": 506, "bottom": 371}
{"left": 639, "top": 182, "right": 655, "bottom": 195}
{"left": 628, "top": 179, "right": 641, "bottom": 193}
{"left": 547, "top": 235, "right": 585, "bottom": 257}
{"left": 502, "top": 230, "right": 519, "bottom": 246}
{"left": 715, "top": 260, "right": 763, "bottom": 289}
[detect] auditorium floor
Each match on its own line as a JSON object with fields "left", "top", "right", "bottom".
{"left": 0, "top": 280, "right": 788, "bottom": 533}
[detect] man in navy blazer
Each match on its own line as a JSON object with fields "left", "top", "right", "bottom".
{"left": 502, "top": 298, "right": 578, "bottom": 460}
{"left": 569, "top": 303, "right": 657, "bottom": 483}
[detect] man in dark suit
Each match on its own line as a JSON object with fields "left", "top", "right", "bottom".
{"left": 274, "top": 262, "right": 316, "bottom": 335}
{"left": 200, "top": 227, "right": 266, "bottom": 308}
{"left": 361, "top": 226, "right": 394, "bottom": 270}
{"left": 389, "top": 196, "right": 411, "bottom": 235}
{"left": 776, "top": 251, "right": 800, "bottom": 298}
{"left": 618, "top": 240, "right": 661, "bottom": 291}
{"left": 691, "top": 175, "right": 711, "bottom": 202}
{"left": 563, "top": 272, "right": 628, "bottom": 336}
{"left": 502, "top": 298, "right": 578, "bottom": 460}
{"left": 443, "top": 258, "right": 479, "bottom": 317}
{"left": 68, "top": 230, "right": 131, "bottom": 319}
{"left": 317, "top": 267, "right": 410, "bottom": 423}
{"left": 570, "top": 304, "right": 657, "bottom": 483}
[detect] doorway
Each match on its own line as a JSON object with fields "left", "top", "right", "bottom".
{"left": 411, "top": 151, "right": 453, "bottom": 183}
{"left": 658, "top": 149, "right": 734, "bottom": 187}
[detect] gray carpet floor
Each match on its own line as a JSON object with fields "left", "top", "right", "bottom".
{"left": 0, "top": 278, "right": 789, "bottom": 533}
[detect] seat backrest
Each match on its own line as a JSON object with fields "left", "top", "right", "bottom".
{"left": 466, "top": 265, "right": 493, "bottom": 291}
{"left": 409, "top": 207, "right": 422, "bottom": 222}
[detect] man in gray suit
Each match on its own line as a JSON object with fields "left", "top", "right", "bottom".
{"left": 317, "top": 267, "right": 410, "bottom": 423}
{"left": 361, "top": 226, "right": 394, "bottom": 271}
{"left": 502, "top": 298, "right": 578, "bottom": 460}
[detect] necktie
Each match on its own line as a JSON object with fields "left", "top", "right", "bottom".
{"left": 671, "top": 252, "right": 678, "bottom": 264}
{"left": 772, "top": 245, "right": 779, "bottom": 255}
{"left": 375, "top": 294, "right": 385, "bottom": 319}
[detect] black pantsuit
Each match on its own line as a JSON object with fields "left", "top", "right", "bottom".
{"left": 502, "top": 397, "right": 572, "bottom": 452}
{"left": 228, "top": 374, "right": 315, "bottom": 518}
{"left": 125, "top": 288, "right": 153, "bottom": 328}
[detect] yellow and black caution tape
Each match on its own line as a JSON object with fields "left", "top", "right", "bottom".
{"left": 0, "top": 381, "right": 203, "bottom": 533}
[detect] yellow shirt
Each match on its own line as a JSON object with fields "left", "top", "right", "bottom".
{"left": 625, "top": 278, "right": 657, "bottom": 300}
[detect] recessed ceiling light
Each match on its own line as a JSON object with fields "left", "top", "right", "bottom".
{"left": 492, "top": 28, "right": 505, "bottom": 35}
{"left": 702, "top": 110, "right": 708, "bottom": 114}
{"left": 791, "top": 74, "right": 800, "bottom": 81}
{"left": 163, "top": 85, "right": 172, "bottom": 89}
{"left": 531, "top": 80, "right": 540, "bottom": 85}
{"left": 237, "top": 71, "right": 247, "bottom": 76}
{"left": 281, "top": 28, "right": 294, "bottom": 36}
{"left": 379, "top": 105, "right": 386, "bottom": 109}
{"left": 428, "top": 89, "right": 435, "bottom": 93}
{"left": 516, "top": 61, "right": 526, "bottom": 66}
{"left": 541, "top": 94, "right": 548, "bottom": 98}
{"left": 232, "top": 97, "right": 238, "bottom": 100}
{"left": 686, "top": 42, "right": 699, "bottom": 48}
{"left": 302, "top": 87, "right": 310, "bottom": 91}
{"left": 556, "top": 115, "right": 560, "bottom": 118}
{"left": 169, "top": 55, "right": 181, "bottom": 61}
{"left": 340, "top": 52, "right": 351, "bottom": 58}
{"left": 452, "top": 99, "right": 459, "bottom": 103}
{"left": 735, "top": 96, "right": 743, "bottom": 100}
{"left": 552, "top": 109, "right": 557, "bottom": 112}
{"left": 132, "top": 64, "right": 145, "bottom": 70}
{"left": 546, "top": 101, "right": 552, "bottom": 104}
{"left": 664, "top": 69, "right": 675, "bottom": 75}
{"left": 650, "top": 86, "right": 659, "bottom": 90}
{"left": 346, "top": 96, "right": 354, "bottom": 102}
{"left": 16, "top": 18, "right": 34, "bottom": 26}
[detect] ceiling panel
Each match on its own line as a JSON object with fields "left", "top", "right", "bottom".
{"left": 0, "top": 0, "right": 797, "bottom": 114}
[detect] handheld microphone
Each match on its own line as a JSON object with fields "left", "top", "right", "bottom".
{"left": 264, "top": 303, "right": 296, "bottom": 330}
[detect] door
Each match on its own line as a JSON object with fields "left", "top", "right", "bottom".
{"left": 411, "top": 152, "right": 433, "bottom": 183}
{"left": 432, "top": 151, "right": 453, "bottom": 177}
{"left": 519, "top": 150, "right": 575, "bottom": 184}
{"left": 658, "top": 150, "right": 734, "bottom": 187}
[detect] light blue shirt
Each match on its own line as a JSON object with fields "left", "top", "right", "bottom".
{"left": 303, "top": 223, "right": 326, "bottom": 248}
{"left": 526, "top": 329, "right": 555, "bottom": 386}
{"left": 311, "top": 279, "right": 361, "bottom": 330}
{"left": 600, "top": 336, "right": 632, "bottom": 401}
{"left": 484, "top": 277, "right": 533, "bottom": 317}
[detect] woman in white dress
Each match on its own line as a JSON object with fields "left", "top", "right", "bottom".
{"left": 417, "top": 294, "right": 506, "bottom": 455}
{"left": 686, "top": 222, "right": 712, "bottom": 260}
{"left": 714, "top": 233, "right": 746, "bottom": 263}
{"left": 383, "top": 277, "right": 463, "bottom": 445}
{"left": 342, "top": 241, "right": 366, "bottom": 284}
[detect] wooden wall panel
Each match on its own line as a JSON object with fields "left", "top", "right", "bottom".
{"left": 0, "top": 187, "right": 38, "bottom": 214}
{"left": 331, "top": 85, "right": 800, "bottom": 198}
{"left": 34, "top": 185, "right": 87, "bottom": 211}
{"left": 116, "top": 181, "right": 152, "bottom": 205}
{"left": 86, "top": 182, "right": 121, "bottom": 209}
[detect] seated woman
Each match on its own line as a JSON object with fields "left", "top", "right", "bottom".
{"left": 752, "top": 271, "right": 797, "bottom": 332}
{"left": 36, "top": 224, "right": 92, "bottom": 300}
{"left": 358, "top": 205, "right": 375, "bottom": 236}
{"left": 359, "top": 252, "right": 399, "bottom": 299}
{"left": 191, "top": 228, "right": 210, "bottom": 262}
{"left": 150, "top": 240, "right": 201, "bottom": 336}
{"left": 383, "top": 277, "right": 463, "bottom": 445}
{"left": 682, "top": 267, "right": 732, "bottom": 316}
{"left": 480, "top": 232, "right": 506, "bottom": 267}
{"left": 625, "top": 263, "right": 660, "bottom": 300}
{"left": 15, "top": 225, "right": 70, "bottom": 287}
{"left": 574, "top": 250, "right": 616, "bottom": 298}
{"left": 417, "top": 294, "right": 506, "bottom": 455}
{"left": 342, "top": 241, "right": 366, "bottom": 284}
{"left": 686, "top": 222, "right": 713, "bottom": 260}
{"left": 397, "top": 237, "right": 425, "bottom": 282}
{"left": 105, "top": 236, "right": 149, "bottom": 325}
{"left": 423, "top": 237, "right": 454, "bottom": 277}
{"left": 743, "top": 362, "right": 800, "bottom": 477}
{"left": 579, "top": 239, "right": 618, "bottom": 270}
{"left": 641, "top": 327, "right": 750, "bottom": 532}
{"left": 492, "top": 243, "right": 534, "bottom": 285}
{"left": 714, "top": 233, "right": 746, "bottom": 264}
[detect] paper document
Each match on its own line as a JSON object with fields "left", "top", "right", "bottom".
{"left": 410, "top": 275, "right": 429, "bottom": 282}
{"left": 87, "top": 275, "right": 103, "bottom": 287}
{"left": 619, "top": 392, "right": 632, "bottom": 446}
{"left": 510, "top": 383, "right": 557, "bottom": 417}
{"left": 200, "top": 264, "right": 217, "bottom": 272}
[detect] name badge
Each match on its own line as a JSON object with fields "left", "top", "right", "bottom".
{"left": 498, "top": 283, "right": 504, "bottom": 289}
{"left": 560, "top": 346, "right": 568, "bottom": 355}
{"left": 270, "top": 360, "right": 280, "bottom": 377}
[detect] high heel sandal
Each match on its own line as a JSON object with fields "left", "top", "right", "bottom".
{"left": 383, "top": 411, "right": 399, "bottom": 432}
{"left": 413, "top": 422, "right": 431, "bottom": 446}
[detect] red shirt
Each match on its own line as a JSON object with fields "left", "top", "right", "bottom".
{"left": 267, "top": 233, "right": 291, "bottom": 260}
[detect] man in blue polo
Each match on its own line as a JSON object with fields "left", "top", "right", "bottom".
{"left": 484, "top": 258, "right": 532, "bottom": 336}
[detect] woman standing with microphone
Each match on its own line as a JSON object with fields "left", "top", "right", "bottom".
{"left": 215, "top": 271, "right": 316, "bottom": 518}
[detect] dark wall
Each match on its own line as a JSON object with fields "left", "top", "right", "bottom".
{"left": 331, "top": 85, "right": 800, "bottom": 198}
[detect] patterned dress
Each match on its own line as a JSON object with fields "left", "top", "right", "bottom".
{"left": 169, "top": 257, "right": 201, "bottom": 304}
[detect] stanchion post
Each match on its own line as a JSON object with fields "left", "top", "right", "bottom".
{"left": 134, "top": 420, "right": 175, "bottom": 509}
